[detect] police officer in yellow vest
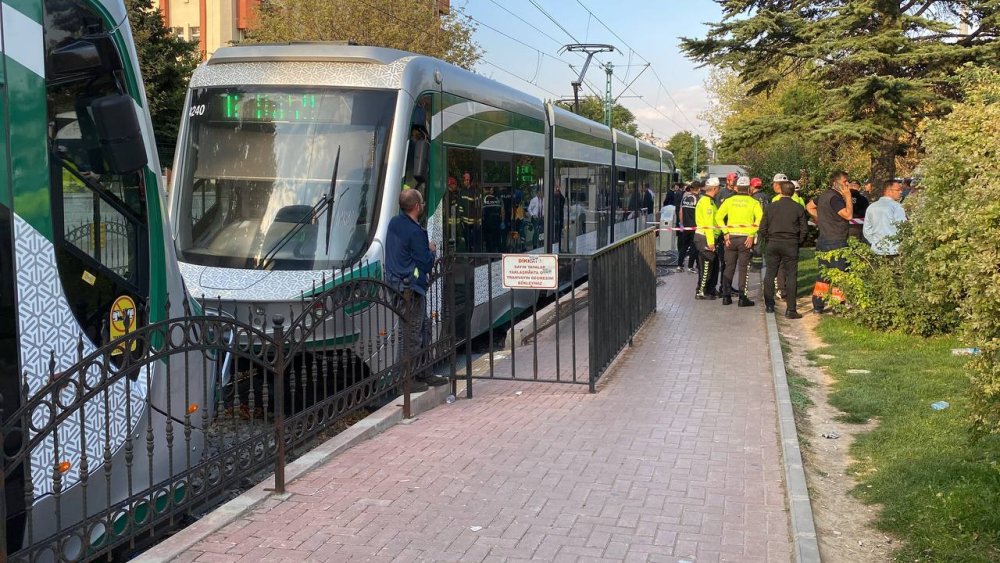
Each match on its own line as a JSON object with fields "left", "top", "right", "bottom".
{"left": 716, "top": 175, "right": 763, "bottom": 307}
{"left": 771, "top": 173, "right": 805, "bottom": 206}
{"left": 694, "top": 178, "right": 722, "bottom": 300}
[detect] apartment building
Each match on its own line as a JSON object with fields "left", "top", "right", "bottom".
{"left": 159, "top": 0, "right": 451, "bottom": 59}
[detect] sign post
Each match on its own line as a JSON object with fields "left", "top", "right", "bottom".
{"left": 501, "top": 254, "right": 558, "bottom": 290}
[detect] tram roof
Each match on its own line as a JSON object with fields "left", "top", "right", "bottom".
{"left": 207, "top": 43, "right": 416, "bottom": 66}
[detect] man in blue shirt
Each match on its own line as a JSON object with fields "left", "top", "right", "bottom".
{"left": 386, "top": 189, "right": 447, "bottom": 389}
{"left": 863, "top": 180, "right": 907, "bottom": 256}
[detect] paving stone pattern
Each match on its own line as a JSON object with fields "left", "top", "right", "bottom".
{"left": 178, "top": 272, "right": 791, "bottom": 562}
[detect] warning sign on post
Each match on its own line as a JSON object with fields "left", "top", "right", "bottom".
{"left": 501, "top": 254, "right": 558, "bottom": 290}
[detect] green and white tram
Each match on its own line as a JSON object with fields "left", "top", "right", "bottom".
{"left": 169, "top": 44, "right": 675, "bottom": 348}
{"left": 1, "top": 0, "right": 200, "bottom": 556}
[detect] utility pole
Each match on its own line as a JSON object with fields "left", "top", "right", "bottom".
{"left": 560, "top": 44, "right": 616, "bottom": 114}
{"left": 692, "top": 134, "right": 699, "bottom": 181}
{"left": 604, "top": 62, "right": 613, "bottom": 126}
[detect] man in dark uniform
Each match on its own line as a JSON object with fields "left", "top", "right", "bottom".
{"left": 481, "top": 185, "right": 502, "bottom": 252}
{"left": 551, "top": 184, "right": 566, "bottom": 247}
{"left": 806, "top": 171, "right": 853, "bottom": 314}
{"left": 498, "top": 184, "right": 514, "bottom": 251}
{"left": 750, "top": 177, "right": 769, "bottom": 272}
{"left": 847, "top": 181, "right": 869, "bottom": 242}
{"left": 385, "top": 189, "right": 447, "bottom": 389}
{"left": 459, "top": 171, "right": 480, "bottom": 252}
{"left": 759, "top": 181, "right": 809, "bottom": 318}
{"left": 676, "top": 182, "right": 700, "bottom": 273}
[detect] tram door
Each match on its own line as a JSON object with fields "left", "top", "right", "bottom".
{"left": 0, "top": 9, "right": 28, "bottom": 549}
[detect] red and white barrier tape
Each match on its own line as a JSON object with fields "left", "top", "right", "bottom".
{"left": 649, "top": 218, "right": 864, "bottom": 233}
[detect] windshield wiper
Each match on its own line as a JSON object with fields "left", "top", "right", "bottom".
{"left": 324, "top": 146, "right": 341, "bottom": 255}
{"left": 257, "top": 146, "right": 341, "bottom": 270}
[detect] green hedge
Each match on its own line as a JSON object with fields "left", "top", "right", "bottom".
{"left": 823, "top": 65, "right": 1000, "bottom": 436}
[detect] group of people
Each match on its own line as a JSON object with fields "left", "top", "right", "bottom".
{"left": 664, "top": 170, "right": 909, "bottom": 318}
{"left": 447, "top": 171, "right": 565, "bottom": 253}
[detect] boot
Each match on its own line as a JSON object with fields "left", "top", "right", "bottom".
{"left": 721, "top": 295, "right": 733, "bottom": 306}
{"left": 784, "top": 310, "right": 803, "bottom": 319}
{"left": 738, "top": 294, "right": 755, "bottom": 307}
{"left": 696, "top": 292, "right": 717, "bottom": 300}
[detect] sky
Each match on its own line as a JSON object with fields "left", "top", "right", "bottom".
{"left": 460, "top": 0, "right": 724, "bottom": 142}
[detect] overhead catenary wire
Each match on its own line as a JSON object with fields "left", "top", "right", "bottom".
{"left": 523, "top": 0, "right": 679, "bottom": 134}
{"left": 464, "top": 10, "right": 613, "bottom": 100}
{"left": 350, "top": 0, "right": 573, "bottom": 99}
{"left": 571, "top": 0, "right": 706, "bottom": 135}
{"left": 481, "top": 59, "right": 562, "bottom": 98}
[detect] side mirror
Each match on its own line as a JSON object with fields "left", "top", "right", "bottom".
{"left": 49, "top": 36, "right": 122, "bottom": 78}
{"left": 49, "top": 40, "right": 102, "bottom": 77}
{"left": 91, "top": 94, "right": 147, "bottom": 174}
{"left": 411, "top": 138, "right": 430, "bottom": 184}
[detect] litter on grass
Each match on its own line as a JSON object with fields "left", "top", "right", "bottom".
{"left": 931, "top": 401, "right": 950, "bottom": 411}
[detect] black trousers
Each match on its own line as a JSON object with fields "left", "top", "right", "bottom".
{"left": 723, "top": 236, "right": 753, "bottom": 297}
{"left": 764, "top": 240, "right": 800, "bottom": 312}
{"left": 677, "top": 230, "right": 697, "bottom": 267}
{"left": 717, "top": 240, "right": 728, "bottom": 292}
{"left": 694, "top": 234, "right": 718, "bottom": 295}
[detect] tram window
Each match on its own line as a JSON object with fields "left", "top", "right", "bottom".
{"left": 445, "top": 146, "right": 481, "bottom": 253}
{"left": 188, "top": 179, "right": 223, "bottom": 241}
{"left": 403, "top": 94, "right": 432, "bottom": 208}
{"left": 43, "top": 0, "right": 148, "bottom": 340}
{"left": 555, "top": 159, "right": 608, "bottom": 254}
{"left": 60, "top": 190, "right": 138, "bottom": 280}
{"left": 480, "top": 151, "right": 510, "bottom": 253}
{"left": 512, "top": 154, "right": 543, "bottom": 252}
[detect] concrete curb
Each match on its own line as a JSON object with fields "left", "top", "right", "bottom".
{"left": 135, "top": 382, "right": 461, "bottom": 562}
{"left": 764, "top": 310, "right": 822, "bottom": 563}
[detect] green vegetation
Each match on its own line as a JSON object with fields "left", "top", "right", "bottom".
{"left": 822, "top": 66, "right": 1000, "bottom": 435}
{"left": 812, "top": 317, "right": 1000, "bottom": 562}
{"left": 682, "top": 1, "right": 1000, "bottom": 186}
{"left": 786, "top": 367, "right": 813, "bottom": 419}
{"left": 665, "top": 131, "right": 709, "bottom": 182}
{"left": 126, "top": 0, "right": 200, "bottom": 164}
{"left": 555, "top": 96, "right": 639, "bottom": 136}
{"left": 699, "top": 67, "right": 868, "bottom": 195}
{"left": 246, "top": 0, "right": 482, "bottom": 70}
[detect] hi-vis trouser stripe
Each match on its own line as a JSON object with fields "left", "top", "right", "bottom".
{"left": 699, "top": 253, "right": 712, "bottom": 295}
{"left": 744, "top": 261, "right": 753, "bottom": 294}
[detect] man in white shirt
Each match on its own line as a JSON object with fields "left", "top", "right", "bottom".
{"left": 863, "top": 180, "right": 907, "bottom": 256}
{"left": 527, "top": 188, "right": 544, "bottom": 248}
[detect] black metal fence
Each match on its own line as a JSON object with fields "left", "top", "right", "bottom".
{"left": 0, "top": 228, "right": 656, "bottom": 561}
{"left": 0, "top": 261, "right": 452, "bottom": 562}
{"left": 450, "top": 228, "right": 657, "bottom": 393}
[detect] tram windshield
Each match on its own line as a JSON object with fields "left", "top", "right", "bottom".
{"left": 174, "top": 87, "right": 396, "bottom": 270}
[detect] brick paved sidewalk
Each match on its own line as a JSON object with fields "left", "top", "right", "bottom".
{"left": 177, "top": 271, "right": 791, "bottom": 562}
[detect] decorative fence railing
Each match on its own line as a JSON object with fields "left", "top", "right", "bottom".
{"left": 0, "top": 227, "right": 657, "bottom": 561}
{"left": 449, "top": 228, "right": 658, "bottom": 394}
{"left": 0, "top": 260, "right": 452, "bottom": 562}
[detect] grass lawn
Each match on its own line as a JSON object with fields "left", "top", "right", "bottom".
{"left": 811, "top": 317, "right": 1000, "bottom": 562}
{"left": 797, "top": 247, "right": 817, "bottom": 297}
